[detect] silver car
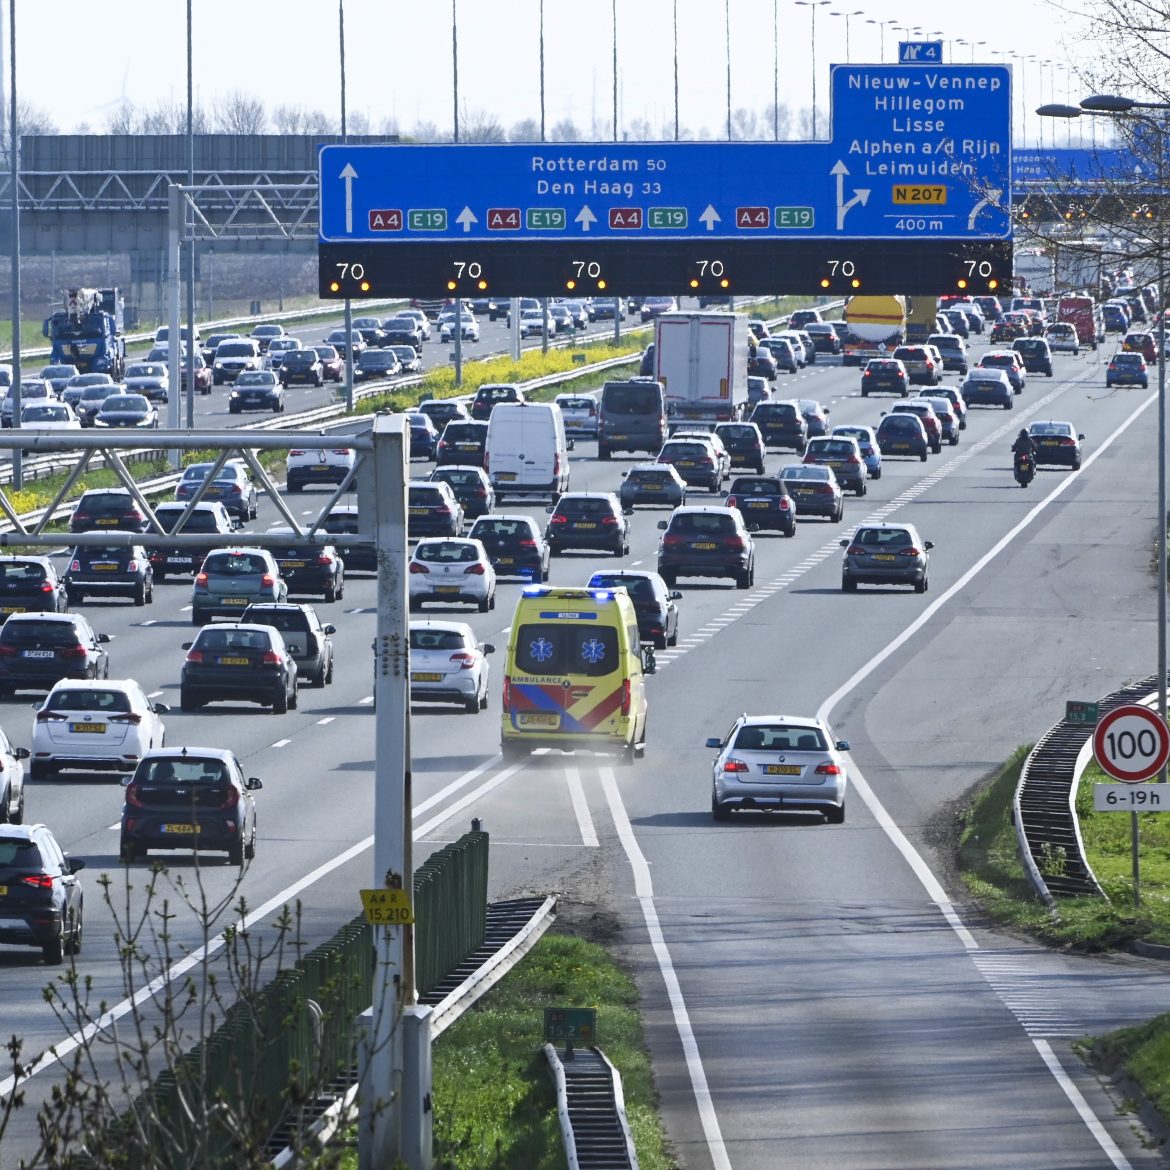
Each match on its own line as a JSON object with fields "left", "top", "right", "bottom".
{"left": 708, "top": 714, "right": 849, "bottom": 823}
{"left": 840, "top": 522, "right": 932, "bottom": 593}
{"left": 190, "top": 547, "right": 288, "bottom": 626}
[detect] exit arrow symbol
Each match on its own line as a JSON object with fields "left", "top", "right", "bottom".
{"left": 455, "top": 206, "right": 478, "bottom": 233}
{"left": 339, "top": 163, "right": 358, "bottom": 234}
{"left": 575, "top": 205, "right": 597, "bottom": 232}
{"left": 967, "top": 188, "right": 1002, "bottom": 230}
{"left": 699, "top": 204, "right": 720, "bottom": 232}
{"left": 831, "top": 160, "right": 870, "bottom": 231}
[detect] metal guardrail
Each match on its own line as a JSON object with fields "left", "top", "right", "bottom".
{"left": 1014, "top": 676, "right": 1160, "bottom": 902}
{"left": 544, "top": 1044, "right": 638, "bottom": 1170}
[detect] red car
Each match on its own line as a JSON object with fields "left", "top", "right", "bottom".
{"left": 314, "top": 346, "right": 344, "bottom": 382}
{"left": 179, "top": 354, "right": 213, "bottom": 396}
{"left": 1122, "top": 331, "right": 1158, "bottom": 363}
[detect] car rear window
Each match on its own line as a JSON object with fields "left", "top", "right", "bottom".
{"left": 855, "top": 528, "right": 913, "bottom": 549}
{"left": 982, "top": 355, "right": 1014, "bottom": 366}
{"left": 203, "top": 553, "right": 269, "bottom": 575}
{"left": 589, "top": 574, "right": 655, "bottom": 600}
{"left": 0, "top": 619, "right": 81, "bottom": 646}
{"left": 140, "top": 757, "right": 230, "bottom": 785}
{"left": 752, "top": 403, "right": 798, "bottom": 420}
{"left": 602, "top": 383, "right": 661, "bottom": 414}
{"left": 668, "top": 512, "right": 736, "bottom": 534}
{"left": 733, "top": 725, "right": 827, "bottom": 751}
{"left": 661, "top": 443, "right": 708, "bottom": 459}
{"left": 433, "top": 469, "right": 481, "bottom": 485}
{"left": 780, "top": 466, "right": 830, "bottom": 481}
{"left": 809, "top": 440, "right": 854, "bottom": 456}
{"left": 243, "top": 608, "right": 306, "bottom": 632}
{"left": 410, "top": 628, "right": 469, "bottom": 651}
{"left": 0, "top": 839, "right": 41, "bottom": 868}
{"left": 514, "top": 624, "right": 619, "bottom": 677}
{"left": 556, "top": 498, "right": 615, "bottom": 516}
{"left": 416, "top": 541, "right": 478, "bottom": 563}
{"left": 0, "top": 561, "right": 46, "bottom": 583}
{"left": 46, "top": 688, "right": 131, "bottom": 712}
{"left": 729, "top": 479, "right": 781, "bottom": 496}
{"left": 409, "top": 487, "right": 444, "bottom": 505}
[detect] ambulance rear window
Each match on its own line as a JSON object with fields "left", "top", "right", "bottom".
{"left": 514, "top": 624, "right": 619, "bottom": 677}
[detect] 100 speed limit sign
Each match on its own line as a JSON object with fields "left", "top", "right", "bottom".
{"left": 1093, "top": 704, "right": 1170, "bottom": 783}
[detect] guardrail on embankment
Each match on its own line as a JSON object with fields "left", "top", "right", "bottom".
{"left": 1014, "top": 675, "right": 1160, "bottom": 902}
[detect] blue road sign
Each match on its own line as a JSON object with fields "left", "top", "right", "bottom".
{"left": 899, "top": 41, "right": 945, "bottom": 64}
{"left": 1013, "top": 147, "right": 1148, "bottom": 190}
{"left": 319, "top": 63, "right": 1011, "bottom": 245}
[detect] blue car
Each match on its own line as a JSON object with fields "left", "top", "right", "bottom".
{"left": 830, "top": 424, "right": 882, "bottom": 481}
{"left": 407, "top": 412, "right": 440, "bottom": 459}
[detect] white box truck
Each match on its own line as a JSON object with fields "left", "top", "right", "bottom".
{"left": 653, "top": 312, "right": 749, "bottom": 432}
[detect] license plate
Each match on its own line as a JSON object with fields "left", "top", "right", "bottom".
{"left": 641, "top": 484, "right": 662, "bottom": 491}
{"left": 0, "top": 884, "right": 6, "bottom": 896}
{"left": 891, "top": 443, "right": 910, "bottom": 450}
{"left": 575, "top": 522, "right": 597, "bottom": 529}
{"left": 22, "top": 650, "right": 53, "bottom": 658}
{"left": 282, "top": 560, "right": 306, "bottom": 569}
{"left": 222, "top": 597, "right": 248, "bottom": 606}
{"left": 873, "top": 554, "right": 897, "bottom": 562}
{"left": 692, "top": 541, "right": 717, "bottom": 550}
{"left": 826, "top": 461, "right": 842, "bottom": 467}
{"left": 518, "top": 712, "right": 559, "bottom": 728}
{"left": 409, "top": 508, "right": 427, "bottom": 516}
{"left": 92, "top": 563, "right": 117, "bottom": 571}
{"left": 677, "top": 461, "right": 695, "bottom": 468}
{"left": 764, "top": 764, "right": 802, "bottom": 775}
{"left": 435, "top": 585, "right": 460, "bottom": 594}
{"left": 747, "top": 501, "right": 770, "bottom": 508}
{"left": 217, "top": 656, "right": 250, "bottom": 666}
{"left": 496, "top": 557, "right": 514, "bottom": 565}
{"left": 69, "top": 722, "right": 106, "bottom": 733}
{"left": 97, "top": 517, "right": 118, "bottom": 526}
{"left": 608, "top": 433, "right": 628, "bottom": 440}
{"left": 1040, "top": 439, "right": 1058, "bottom": 446}
{"left": 0, "top": 606, "right": 23, "bottom": 615}
{"left": 457, "top": 443, "right": 478, "bottom": 450}
{"left": 168, "top": 556, "right": 192, "bottom": 566}
{"left": 411, "top": 672, "right": 443, "bottom": 682}
{"left": 496, "top": 472, "right": 518, "bottom": 482}
{"left": 163, "top": 823, "right": 199, "bottom": 834}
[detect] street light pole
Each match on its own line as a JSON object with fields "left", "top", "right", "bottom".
{"left": 795, "top": 0, "right": 830, "bottom": 137}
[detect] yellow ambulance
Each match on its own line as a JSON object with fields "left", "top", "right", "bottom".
{"left": 501, "top": 586, "right": 653, "bottom": 763}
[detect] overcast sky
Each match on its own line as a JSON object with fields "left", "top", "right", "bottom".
{"left": 12, "top": 0, "right": 1097, "bottom": 147}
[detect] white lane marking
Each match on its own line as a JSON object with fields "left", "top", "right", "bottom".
{"left": 564, "top": 767, "right": 599, "bottom": 847}
{"left": 599, "top": 766, "right": 731, "bottom": 1170}
{"left": 139, "top": 619, "right": 157, "bottom": 627}
{"left": 413, "top": 762, "right": 526, "bottom": 838}
{"left": 181, "top": 604, "right": 192, "bottom": 611}
{"left": 630, "top": 559, "right": 643, "bottom": 567}
{"left": 271, "top": 738, "right": 291, "bottom": 748}
{"left": 359, "top": 695, "right": 374, "bottom": 705}
{"left": 317, "top": 716, "right": 335, "bottom": 726}
{"left": 147, "top": 690, "right": 163, "bottom": 699}
{"left": 106, "top": 822, "right": 119, "bottom": 831}
{"left": 816, "top": 388, "right": 1154, "bottom": 1161}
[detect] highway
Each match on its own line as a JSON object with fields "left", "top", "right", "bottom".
{"left": 3, "top": 319, "right": 1170, "bottom": 1168}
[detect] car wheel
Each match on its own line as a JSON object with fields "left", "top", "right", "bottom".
{"left": 842, "top": 574, "right": 858, "bottom": 593}
{"left": 477, "top": 593, "right": 492, "bottom": 614}
{"left": 133, "top": 581, "right": 148, "bottom": 606}
{"left": 661, "top": 571, "right": 676, "bottom": 588}
{"left": 856, "top": 482, "right": 866, "bottom": 497}
{"left": 244, "top": 823, "right": 256, "bottom": 861}
{"left": 597, "top": 445, "right": 611, "bottom": 461}
{"left": 735, "top": 568, "right": 751, "bottom": 589}
{"left": 861, "top": 388, "right": 869, "bottom": 397}
{"left": 1073, "top": 458, "right": 1082, "bottom": 470}
{"left": 324, "top": 582, "right": 337, "bottom": 604}
{"left": 42, "top": 935, "right": 64, "bottom": 966}
{"left": 154, "top": 568, "right": 167, "bottom": 583}
{"left": 65, "top": 908, "right": 82, "bottom": 956}
{"left": 288, "top": 685, "right": 298, "bottom": 710}
{"left": 66, "top": 589, "right": 83, "bottom": 606}
{"left": 712, "top": 793, "right": 731, "bottom": 822}
{"left": 667, "top": 626, "right": 678, "bottom": 647}
{"left": 931, "top": 441, "right": 942, "bottom": 455}
{"left": 914, "top": 577, "right": 928, "bottom": 594}
{"left": 192, "top": 611, "right": 206, "bottom": 626}
{"left": 920, "top": 450, "right": 928, "bottom": 461}
{"left": 1004, "top": 400, "right": 1013, "bottom": 410}
{"left": 463, "top": 694, "right": 479, "bottom": 714}
{"left": 833, "top": 504, "right": 844, "bottom": 523}
{"left": 824, "top": 802, "right": 846, "bottom": 825}
{"left": 272, "top": 688, "right": 288, "bottom": 715}
{"left": 29, "top": 760, "right": 53, "bottom": 782}
{"left": 228, "top": 836, "right": 244, "bottom": 866}
{"left": 180, "top": 687, "right": 201, "bottom": 712}
{"left": 119, "top": 838, "right": 139, "bottom": 863}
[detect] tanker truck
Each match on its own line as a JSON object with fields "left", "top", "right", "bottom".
{"left": 840, "top": 295, "right": 908, "bottom": 366}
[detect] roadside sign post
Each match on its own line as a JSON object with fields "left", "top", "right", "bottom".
{"left": 1066, "top": 699, "right": 1100, "bottom": 726}
{"left": 1092, "top": 704, "right": 1170, "bottom": 907}
{"left": 544, "top": 1007, "right": 597, "bottom": 1062}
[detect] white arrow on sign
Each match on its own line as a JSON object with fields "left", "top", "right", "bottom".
{"left": 575, "top": 205, "right": 598, "bottom": 232}
{"left": 455, "top": 206, "right": 478, "bottom": 233}
{"left": 339, "top": 163, "right": 358, "bottom": 234}
{"left": 699, "top": 204, "right": 721, "bottom": 231}
{"left": 967, "top": 188, "right": 1002, "bottom": 231}
{"left": 831, "top": 160, "right": 870, "bottom": 231}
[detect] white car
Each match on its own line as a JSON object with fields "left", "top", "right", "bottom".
{"left": 440, "top": 314, "right": 480, "bottom": 343}
{"left": 21, "top": 402, "right": 81, "bottom": 430}
{"left": 408, "top": 620, "right": 495, "bottom": 713}
{"left": 286, "top": 445, "right": 356, "bottom": 493}
{"left": 30, "top": 678, "right": 168, "bottom": 780}
{"left": 708, "top": 713, "right": 849, "bottom": 823}
{"left": 518, "top": 310, "right": 552, "bottom": 338}
{"left": 1044, "top": 323, "right": 1080, "bottom": 354}
{"left": 773, "top": 330, "right": 810, "bottom": 366}
{"left": 408, "top": 537, "right": 496, "bottom": 612}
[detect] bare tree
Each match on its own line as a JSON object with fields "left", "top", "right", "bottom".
{"left": 407, "top": 119, "right": 446, "bottom": 142}
{"left": 460, "top": 107, "right": 506, "bottom": 143}
{"left": 1062, "top": 0, "right": 1170, "bottom": 105}
{"left": 625, "top": 117, "right": 655, "bottom": 141}
{"left": 272, "top": 105, "right": 338, "bottom": 135}
{"left": 214, "top": 92, "right": 268, "bottom": 135}
{"left": 550, "top": 118, "right": 580, "bottom": 142}
{"left": 730, "top": 108, "right": 761, "bottom": 141}
{"left": 509, "top": 117, "right": 542, "bottom": 142}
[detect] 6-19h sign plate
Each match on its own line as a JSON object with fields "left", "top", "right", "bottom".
{"left": 1093, "top": 704, "right": 1170, "bottom": 784}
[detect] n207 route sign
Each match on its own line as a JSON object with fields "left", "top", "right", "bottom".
{"left": 1093, "top": 704, "right": 1170, "bottom": 784}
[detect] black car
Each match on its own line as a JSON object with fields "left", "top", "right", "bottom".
{"left": 321, "top": 505, "right": 375, "bottom": 573}
{"left": 408, "top": 413, "right": 440, "bottom": 459}
{"left": 408, "top": 482, "right": 463, "bottom": 537}
{"left": 381, "top": 328, "right": 423, "bottom": 352}
{"left": 0, "top": 556, "right": 68, "bottom": 619}
{"left": 804, "top": 323, "right": 842, "bottom": 356}
{"left": 180, "top": 622, "right": 298, "bottom": 713}
{"left": 265, "top": 532, "right": 346, "bottom": 602}
{"left": 0, "top": 825, "right": 84, "bottom": 963}
{"left": 860, "top": 359, "right": 911, "bottom": 397}
{"left": 545, "top": 493, "right": 631, "bottom": 556}
{"left": 470, "top": 384, "right": 524, "bottom": 421}
{"left": 776, "top": 465, "right": 845, "bottom": 521}
{"left": 619, "top": 464, "right": 687, "bottom": 510}
{"left": 436, "top": 420, "right": 490, "bottom": 467}
{"left": 64, "top": 544, "right": 153, "bottom": 606}
{"left": 874, "top": 413, "right": 930, "bottom": 460}
{"left": 749, "top": 401, "right": 807, "bottom": 453}
{"left": 0, "top": 613, "right": 110, "bottom": 695}
{"left": 1012, "top": 337, "right": 1055, "bottom": 377}
{"left": 280, "top": 349, "right": 325, "bottom": 387}
{"left": 714, "top": 422, "right": 767, "bottom": 474}
{"left": 587, "top": 569, "right": 682, "bottom": 649}
{"left": 418, "top": 400, "right": 470, "bottom": 431}
{"left": 428, "top": 466, "right": 495, "bottom": 519}
{"left": 657, "top": 506, "right": 755, "bottom": 589}
{"left": 241, "top": 602, "right": 336, "bottom": 687}
{"left": 354, "top": 348, "right": 401, "bottom": 382}
{"left": 352, "top": 317, "right": 388, "bottom": 347}
{"left": 119, "top": 748, "right": 262, "bottom": 865}
{"left": 70, "top": 489, "right": 149, "bottom": 534}
{"left": 150, "top": 502, "right": 238, "bottom": 582}
{"left": 229, "top": 371, "right": 284, "bottom": 414}
{"left": 655, "top": 439, "right": 721, "bottom": 492}
{"left": 466, "top": 514, "right": 549, "bottom": 581}
{"left": 724, "top": 475, "right": 796, "bottom": 536}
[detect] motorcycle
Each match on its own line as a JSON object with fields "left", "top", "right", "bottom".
{"left": 1013, "top": 450, "right": 1035, "bottom": 487}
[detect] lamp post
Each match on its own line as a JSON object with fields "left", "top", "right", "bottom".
{"left": 866, "top": 18, "right": 896, "bottom": 62}
{"left": 829, "top": 9, "right": 864, "bottom": 63}
{"left": 1042, "top": 96, "right": 1170, "bottom": 907}
{"left": 794, "top": 0, "right": 831, "bottom": 137}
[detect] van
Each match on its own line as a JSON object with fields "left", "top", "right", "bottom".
{"left": 484, "top": 402, "right": 570, "bottom": 502}
{"left": 501, "top": 585, "right": 653, "bottom": 762}
{"left": 597, "top": 379, "right": 667, "bottom": 459}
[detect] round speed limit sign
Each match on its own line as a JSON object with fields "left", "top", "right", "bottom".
{"left": 1093, "top": 704, "right": 1170, "bottom": 783}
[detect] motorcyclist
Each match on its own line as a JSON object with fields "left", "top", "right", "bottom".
{"left": 1011, "top": 428, "right": 1036, "bottom": 462}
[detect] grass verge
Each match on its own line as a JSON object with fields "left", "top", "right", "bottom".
{"left": 335, "top": 930, "right": 675, "bottom": 1170}
{"left": 1077, "top": 1014, "right": 1170, "bottom": 1133}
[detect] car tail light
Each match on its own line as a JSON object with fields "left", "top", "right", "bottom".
{"left": 20, "top": 874, "right": 54, "bottom": 890}
{"left": 550, "top": 514, "right": 568, "bottom": 525}
{"left": 63, "top": 645, "right": 87, "bottom": 659}
{"left": 72, "top": 514, "right": 90, "bottom": 525}
{"left": 502, "top": 676, "right": 512, "bottom": 707}
{"left": 817, "top": 484, "right": 834, "bottom": 494}
{"left": 220, "top": 786, "right": 240, "bottom": 810}
{"left": 195, "top": 572, "right": 208, "bottom": 586}
{"left": 185, "top": 649, "right": 204, "bottom": 663}
{"left": 815, "top": 762, "right": 842, "bottom": 775}
{"left": 41, "top": 581, "right": 56, "bottom": 593}
{"left": 518, "top": 538, "right": 537, "bottom": 548}
{"left": 109, "top": 712, "right": 143, "bottom": 725}
{"left": 474, "top": 487, "right": 487, "bottom": 498}
{"left": 290, "top": 449, "right": 306, "bottom": 457}
{"left": 1061, "top": 438, "right": 1075, "bottom": 446}
{"left": 723, "top": 535, "right": 745, "bottom": 551}
{"left": 261, "top": 574, "right": 275, "bottom": 587}
{"left": 332, "top": 449, "right": 351, "bottom": 456}
{"left": 317, "top": 554, "right": 334, "bottom": 566}
{"left": 620, "top": 678, "right": 631, "bottom": 717}
{"left": 127, "top": 560, "right": 140, "bottom": 572}
{"left": 662, "top": 534, "right": 685, "bottom": 547}
{"left": 722, "top": 759, "right": 749, "bottom": 773}
{"left": 409, "top": 563, "right": 429, "bottom": 574}
{"left": 125, "top": 783, "right": 144, "bottom": 808}
{"left": 464, "top": 563, "right": 486, "bottom": 575}
{"left": 897, "top": 547, "right": 921, "bottom": 557}
{"left": 450, "top": 652, "right": 477, "bottom": 670}
{"left": 601, "top": 515, "right": 619, "bottom": 526}
{"left": 726, "top": 495, "right": 738, "bottom": 508}
{"left": 261, "top": 651, "right": 282, "bottom": 665}
{"left": 36, "top": 710, "right": 67, "bottom": 722}
{"left": 553, "top": 453, "right": 561, "bottom": 477}
{"left": 779, "top": 497, "right": 792, "bottom": 509}
{"left": 863, "top": 370, "right": 873, "bottom": 377}
{"left": 128, "top": 509, "right": 144, "bottom": 523}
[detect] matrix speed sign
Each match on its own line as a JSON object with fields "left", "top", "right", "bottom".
{"left": 1093, "top": 704, "right": 1170, "bottom": 783}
